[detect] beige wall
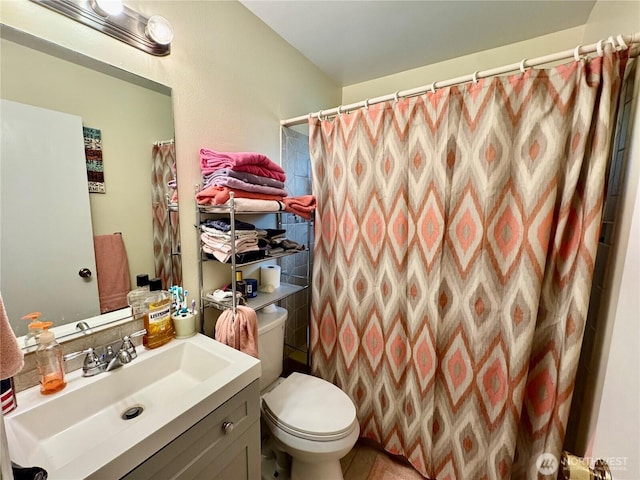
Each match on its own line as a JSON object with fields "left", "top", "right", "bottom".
{"left": 0, "top": 0, "right": 341, "bottom": 321}
{"left": 342, "top": 26, "right": 585, "bottom": 104}
{"left": 581, "top": 1, "right": 640, "bottom": 476}
{"left": 1, "top": 37, "right": 173, "bottom": 288}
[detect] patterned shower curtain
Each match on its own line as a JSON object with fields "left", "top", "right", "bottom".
{"left": 309, "top": 49, "right": 627, "bottom": 478}
{"left": 151, "top": 141, "right": 181, "bottom": 289}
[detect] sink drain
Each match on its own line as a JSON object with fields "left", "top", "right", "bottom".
{"left": 121, "top": 405, "right": 144, "bottom": 420}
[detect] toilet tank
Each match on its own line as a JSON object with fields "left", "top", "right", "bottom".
{"left": 257, "top": 306, "right": 287, "bottom": 392}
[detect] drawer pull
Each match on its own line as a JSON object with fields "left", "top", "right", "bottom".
{"left": 222, "top": 421, "right": 234, "bottom": 434}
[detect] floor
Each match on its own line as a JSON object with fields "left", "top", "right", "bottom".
{"left": 341, "top": 439, "right": 425, "bottom": 480}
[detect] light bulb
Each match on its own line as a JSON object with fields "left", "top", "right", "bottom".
{"left": 145, "top": 15, "right": 174, "bottom": 46}
{"left": 91, "top": 0, "right": 124, "bottom": 17}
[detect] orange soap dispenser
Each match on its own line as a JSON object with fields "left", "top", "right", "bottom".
{"left": 35, "top": 322, "right": 67, "bottom": 395}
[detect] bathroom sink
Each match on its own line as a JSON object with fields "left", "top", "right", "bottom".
{"left": 4, "top": 334, "right": 261, "bottom": 479}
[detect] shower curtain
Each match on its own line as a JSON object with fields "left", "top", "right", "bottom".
{"left": 151, "top": 141, "right": 181, "bottom": 289}
{"left": 309, "top": 49, "right": 627, "bottom": 478}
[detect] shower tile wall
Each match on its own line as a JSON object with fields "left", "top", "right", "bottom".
{"left": 280, "top": 127, "right": 313, "bottom": 364}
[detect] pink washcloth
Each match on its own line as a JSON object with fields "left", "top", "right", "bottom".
{"left": 93, "top": 234, "right": 131, "bottom": 313}
{"left": 283, "top": 195, "right": 316, "bottom": 220}
{"left": 199, "top": 148, "right": 286, "bottom": 182}
{"left": 0, "top": 293, "right": 24, "bottom": 379}
{"left": 215, "top": 305, "right": 259, "bottom": 358}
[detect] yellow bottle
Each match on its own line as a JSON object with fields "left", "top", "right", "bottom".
{"left": 143, "top": 278, "right": 174, "bottom": 349}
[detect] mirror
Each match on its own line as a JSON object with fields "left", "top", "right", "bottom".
{"left": 0, "top": 25, "right": 179, "bottom": 346}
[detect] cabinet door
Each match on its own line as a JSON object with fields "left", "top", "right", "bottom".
{"left": 121, "top": 381, "right": 260, "bottom": 480}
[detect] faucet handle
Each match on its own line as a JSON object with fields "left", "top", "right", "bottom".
{"left": 82, "top": 348, "right": 104, "bottom": 377}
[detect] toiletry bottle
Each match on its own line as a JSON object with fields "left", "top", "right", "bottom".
{"left": 235, "top": 270, "right": 246, "bottom": 297}
{"left": 21, "top": 311, "right": 44, "bottom": 347}
{"left": 127, "top": 273, "right": 150, "bottom": 320}
{"left": 143, "top": 278, "right": 175, "bottom": 349}
{"left": 35, "top": 323, "right": 67, "bottom": 395}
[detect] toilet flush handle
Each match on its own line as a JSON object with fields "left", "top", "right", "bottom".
{"left": 222, "top": 421, "right": 234, "bottom": 434}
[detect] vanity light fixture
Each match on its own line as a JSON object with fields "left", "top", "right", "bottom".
{"left": 29, "top": 0, "right": 173, "bottom": 56}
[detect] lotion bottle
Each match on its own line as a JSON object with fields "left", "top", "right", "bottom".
{"left": 35, "top": 324, "right": 67, "bottom": 395}
{"left": 143, "top": 278, "right": 174, "bottom": 349}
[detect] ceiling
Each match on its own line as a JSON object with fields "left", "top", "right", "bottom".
{"left": 240, "top": 0, "right": 597, "bottom": 86}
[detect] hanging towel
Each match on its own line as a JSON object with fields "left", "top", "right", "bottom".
{"left": 0, "top": 293, "right": 24, "bottom": 380}
{"left": 215, "top": 305, "right": 259, "bottom": 358}
{"left": 93, "top": 234, "right": 131, "bottom": 314}
{"left": 283, "top": 195, "right": 316, "bottom": 220}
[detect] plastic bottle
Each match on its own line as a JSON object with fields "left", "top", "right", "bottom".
{"left": 143, "top": 278, "right": 175, "bottom": 349}
{"left": 21, "top": 311, "right": 45, "bottom": 347}
{"left": 127, "top": 273, "right": 150, "bottom": 321}
{"left": 35, "top": 323, "right": 66, "bottom": 395}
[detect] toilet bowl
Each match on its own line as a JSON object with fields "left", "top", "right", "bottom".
{"left": 257, "top": 308, "right": 359, "bottom": 480}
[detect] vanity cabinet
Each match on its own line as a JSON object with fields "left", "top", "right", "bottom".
{"left": 122, "top": 380, "right": 260, "bottom": 480}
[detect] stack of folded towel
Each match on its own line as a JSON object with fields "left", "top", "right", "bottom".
{"left": 201, "top": 220, "right": 305, "bottom": 264}
{"left": 195, "top": 148, "right": 316, "bottom": 219}
{"left": 201, "top": 218, "right": 265, "bottom": 263}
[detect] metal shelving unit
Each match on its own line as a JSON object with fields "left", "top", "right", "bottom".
{"left": 195, "top": 191, "right": 312, "bottom": 339}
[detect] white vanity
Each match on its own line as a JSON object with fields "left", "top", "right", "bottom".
{"left": 4, "top": 334, "right": 261, "bottom": 479}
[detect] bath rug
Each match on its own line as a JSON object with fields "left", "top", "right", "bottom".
{"left": 367, "top": 452, "right": 426, "bottom": 480}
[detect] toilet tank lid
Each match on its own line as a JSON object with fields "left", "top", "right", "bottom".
{"left": 257, "top": 306, "right": 287, "bottom": 335}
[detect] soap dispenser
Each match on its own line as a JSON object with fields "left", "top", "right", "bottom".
{"left": 21, "top": 311, "right": 45, "bottom": 347}
{"left": 35, "top": 323, "right": 67, "bottom": 395}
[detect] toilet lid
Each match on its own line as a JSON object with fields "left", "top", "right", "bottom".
{"left": 262, "top": 372, "right": 357, "bottom": 441}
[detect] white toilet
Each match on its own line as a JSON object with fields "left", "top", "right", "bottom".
{"left": 257, "top": 306, "right": 359, "bottom": 480}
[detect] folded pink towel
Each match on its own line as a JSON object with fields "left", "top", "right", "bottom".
{"left": 94, "top": 234, "right": 131, "bottom": 314}
{"left": 0, "top": 293, "right": 24, "bottom": 379}
{"left": 215, "top": 305, "right": 259, "bottom": 358}
{"left": 283, "top": 195, "right": 316, "bottom": 220}
{"left": 196, "top": 185, "right": 285, "bottom": 206}
{"left": 200, "top": 148, "right": 286, "bottom": 182}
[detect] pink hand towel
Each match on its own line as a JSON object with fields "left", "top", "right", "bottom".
{"left": 93, "top": 234, "right": 131, "bottom": 314}
{"left": 283, "top": 195, "right": 316, "bottom": 220}
{"left": 215, "top": 305, "right": 259, "bottom": 358}
{"left": 0, "top": 293, "right": 25, "bottom": 379}
{"left": 200, "top": 148, "right": 286, "bottom": 182}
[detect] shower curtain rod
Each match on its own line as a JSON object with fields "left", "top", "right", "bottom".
{"left": 281, "top": 32, "right": 640, "bottom": 127}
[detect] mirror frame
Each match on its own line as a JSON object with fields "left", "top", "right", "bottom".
{"left": 0, "top": 24, "right": 176, "bottom": 350}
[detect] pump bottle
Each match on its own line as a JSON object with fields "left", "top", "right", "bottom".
{"left": 143, "top": 278, "right": 175, "bottom": 349}
{"left": 127, "top": 273, "right": 151, "bottom": 320}
{"left": 35, "top": 324, "right": 66, "bottom": 395}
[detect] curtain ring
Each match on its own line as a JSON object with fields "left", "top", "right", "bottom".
{"left": 472, "top": 71, "right": 479, "bottom": 84}
{"left": 394, "top": 91, "right": 400, "bottom": 102}
{"left": 519, "top": 59, "right": 527, "bottom": 74}
{"left": 430, "top": 83, "right": 437, "bottom": 94}
{"left": 336, "top": 105, "right": 343, "bottom": 117}
{"left": 316, "top": 110, "right": 324, "bottom": 121}
{"left": 363, "top": 98, "right": 370, "bottom": 110}
{"left": 607, "top": 36, "right": 617, "bottom": 50}
{"left": 596, "top": 39, "right": 604, "bottom": 57}
{"left": 573, "top": 45, "right": 582, "bottom": 61}
{"left": 617, "top": 34, "right": 628, "bottom": 50}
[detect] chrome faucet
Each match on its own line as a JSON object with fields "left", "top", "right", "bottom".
{"left": 63, "top": 330, "right": 146, "bottom": 377}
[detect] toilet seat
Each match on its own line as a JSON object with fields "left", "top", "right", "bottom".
{"left": 261, "top": 372, "right": 357, "bottom": 442}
